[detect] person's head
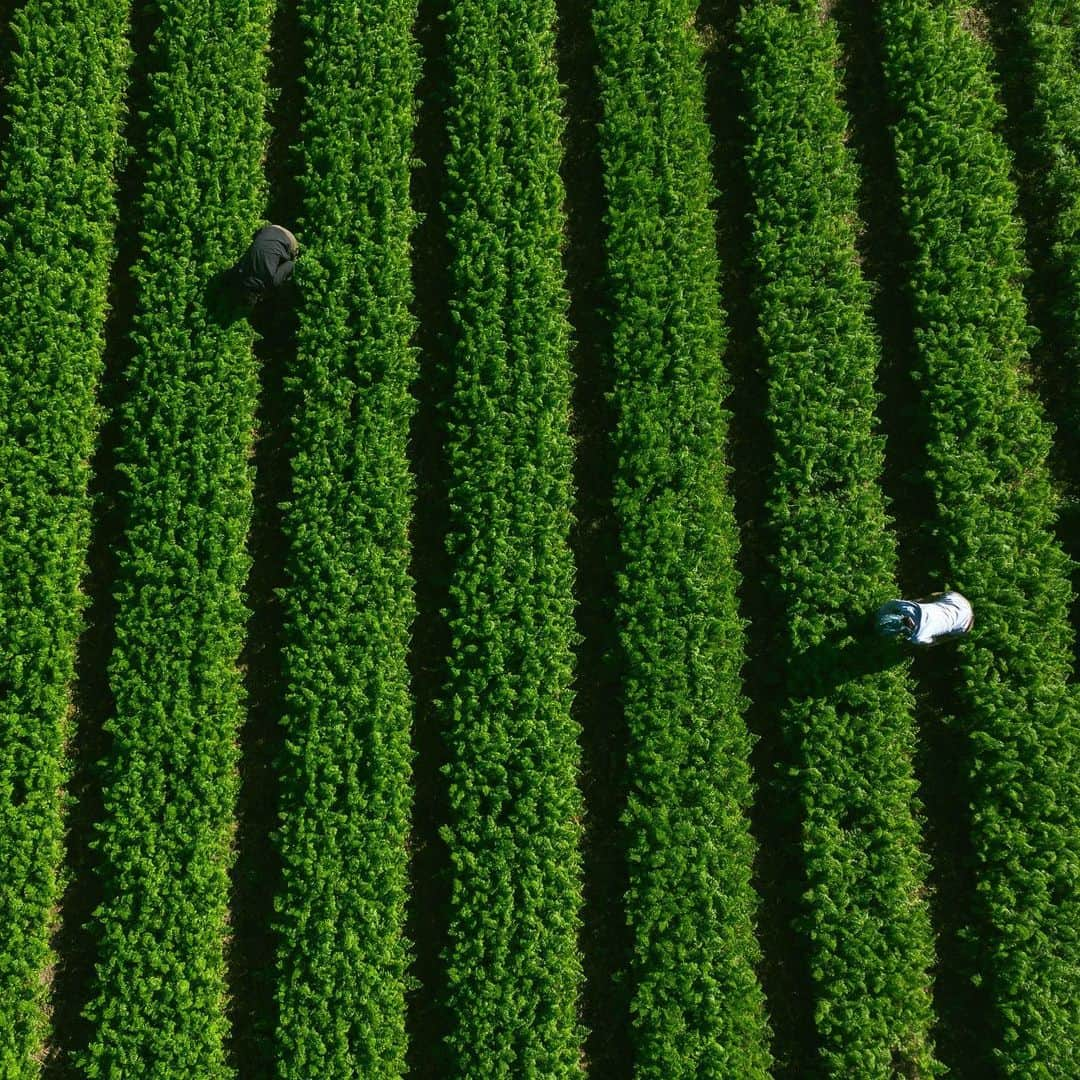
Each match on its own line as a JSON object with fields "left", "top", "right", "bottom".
{"left": 875, "top": 604, "right": 917, "bottom": 640}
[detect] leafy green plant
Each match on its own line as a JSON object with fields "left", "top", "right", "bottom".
{"left": 736, "top": 3, "right": 939, "bottom": 1074}
{"left": 592, "top": 2, "right": 772, "bottom": 1076}
{"left": 437, "top": 1, "right": 585, "bottom": 1075}
{"left": 992, "top": 0, "right": 1080, "bottom": 542}
{"left": 271, "top": 2, "right": 419, "bottom": 1077}
{"left": 79, "top": 0, "right": 272, "bottom": 1074}
{"left": 0, "top": 0, "right": 130, "bottom": 1072}
{"left": 876, "top": 1, "right": 1080, "bottom": 1072}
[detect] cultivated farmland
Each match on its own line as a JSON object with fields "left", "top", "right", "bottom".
{"left": 0, "top": 1, "right": 1076, "bottom": 1078}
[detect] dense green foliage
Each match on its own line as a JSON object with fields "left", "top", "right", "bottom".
{"left": 271, "top": 1, "right": 419, "bottom": 1076}
{"left": 0, "top": 0, "right": 130, "bottom": 1072}
{"left": 876, "top": 1, "right": 1080, "bottom": 1073}
{"left": 1, "top": 2, "right": 1078, "bottom": 1073}
{"left": 737, "top": 3, "right": 939, "bottom": 1074}
{"left": 592, "top": 2, "right": 771, "bottom": 1076}
{"left": 438, "top": 0, "right": 584, "bottom": 1074}
{"left": 1015, "top": 2, "right": 1080, "bottom": 380}
{"left": 995, "top": 0, "right": 1080, "bottom": 521}
{"left": 79, "top": 0, "right": 271, "bottom": 1073}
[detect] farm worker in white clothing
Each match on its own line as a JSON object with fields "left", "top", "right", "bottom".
{"left": 874, "top": 592, "right": 974, "bottom": 645}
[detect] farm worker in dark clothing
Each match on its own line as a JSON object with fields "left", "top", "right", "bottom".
{"left": 875, "top": 591, "right": 974, "bottom": 645}
{"left": 230, "top": 224, "right": 299, "bottom": 303}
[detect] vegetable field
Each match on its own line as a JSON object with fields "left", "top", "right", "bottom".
{"left": 0, "top": 0, "right": 1077, "bottom": 1077}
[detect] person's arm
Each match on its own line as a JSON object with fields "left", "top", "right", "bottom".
{"left": 271, "top": 256, "right": 294, "bottom": 286}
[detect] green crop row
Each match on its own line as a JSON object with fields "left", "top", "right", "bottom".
{"left": 79, "top": 0, "right": 272, "bottom": 1074}
{"left": 271, "top": 2, "right": 419, "bottom": 1077}
{"left": 998, "top": 0, "right": 1080, "bottom": 512}
{"left": 437, "top": 1, "right": 584, "bottom": 1075}
{"left": 591, "top": 3, "right": 772, "bottom": 1076}
{"left": 736, "top": 3, "right": 939, "bottom": 1074}
{"left": 876, "top": 1, "right": 1080, "bottom": 1074}
{"left": 0, "top": 0, "right": 130, "bottom": 1072}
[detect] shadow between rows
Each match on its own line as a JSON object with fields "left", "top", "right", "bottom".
{"left": 0, "top": 0, "right": 25, "bottom": 153}
{"left": 403, "top": 0, "right": 455, "bottom": 1074}
{"left": 554, "top": 0, "right": 633, "bottom": 1075}
{"left": 226, "top": 0, "right": 305, "bottom": 1071}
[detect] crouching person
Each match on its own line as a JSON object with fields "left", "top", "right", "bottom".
{"left": 875, "top": 591, "right": 974, "bottom": 646}
{"left": 228, "top": 224, "right": 299, "bottom": 305}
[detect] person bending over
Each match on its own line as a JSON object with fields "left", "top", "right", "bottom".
{"left": 229, "top": 224, "right": 299, "bottom": 305}
{"left": 875, "top": 591, "right": 974, "bottom": 646}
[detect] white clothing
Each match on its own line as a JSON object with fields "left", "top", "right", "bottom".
{"left": 910, "top": 592, "right": 974, "bottom": 645}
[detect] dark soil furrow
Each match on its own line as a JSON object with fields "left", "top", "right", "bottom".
{"left": 404, "top": 1, "right": 455, "bottom": 1075}
{"left": 555, "top": 0, "right": 632, "bottom": 1074}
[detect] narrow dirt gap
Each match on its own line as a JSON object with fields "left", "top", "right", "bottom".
{"left": 404, "top": 1, "right": 455, "bottom": 1074}
{"left": 225, "top": 0, "right": 305, "bottom": 1073}
{"left": 42, "top": 0, "right": 162, "bottom": 1073}
{"left": 554, "top": 1, "right": 632, "bottom": 1075}
{"left": 981, "top": 0, "right": 1080, "bottom": 671}
{"left": 0, "top": 0, "right": 26, "bottom": 148}
{"left": 696, "top": 4, "right": 820, "bottom": 1074}
{"left": 0, "top": 0, "right": 20, "bottom": 58}
{"left": 829, "top": 4, "right": 991, "bottom": 1075}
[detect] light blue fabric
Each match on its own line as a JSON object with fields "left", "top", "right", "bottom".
{"left": 875, "top": 599, "right": 920, "bottom": 639}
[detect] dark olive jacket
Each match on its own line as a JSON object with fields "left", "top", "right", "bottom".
{"left": 233, "top": 225, "right": 296, "bottom": 296}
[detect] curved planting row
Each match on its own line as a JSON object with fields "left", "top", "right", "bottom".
{"left": 271, "top": 2, "right": 419, "bottom": 1077}
{"left": 592, "top": 2, "right": 772, "bottom": 1076}
{"left": 438, "top": 1, "right": 584, "bottom": 1074}
{"left": 79, "top": 0, "right": 272, "bottom": 1073}
{"left": 736, "top": 3, "right": 938, "bottom": 1074}
{"left": 876, "top": 1, "right": 1080, "bottom": 1074}
{"left": 0, "top": 0, "right": 130, "bottom": 1072}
